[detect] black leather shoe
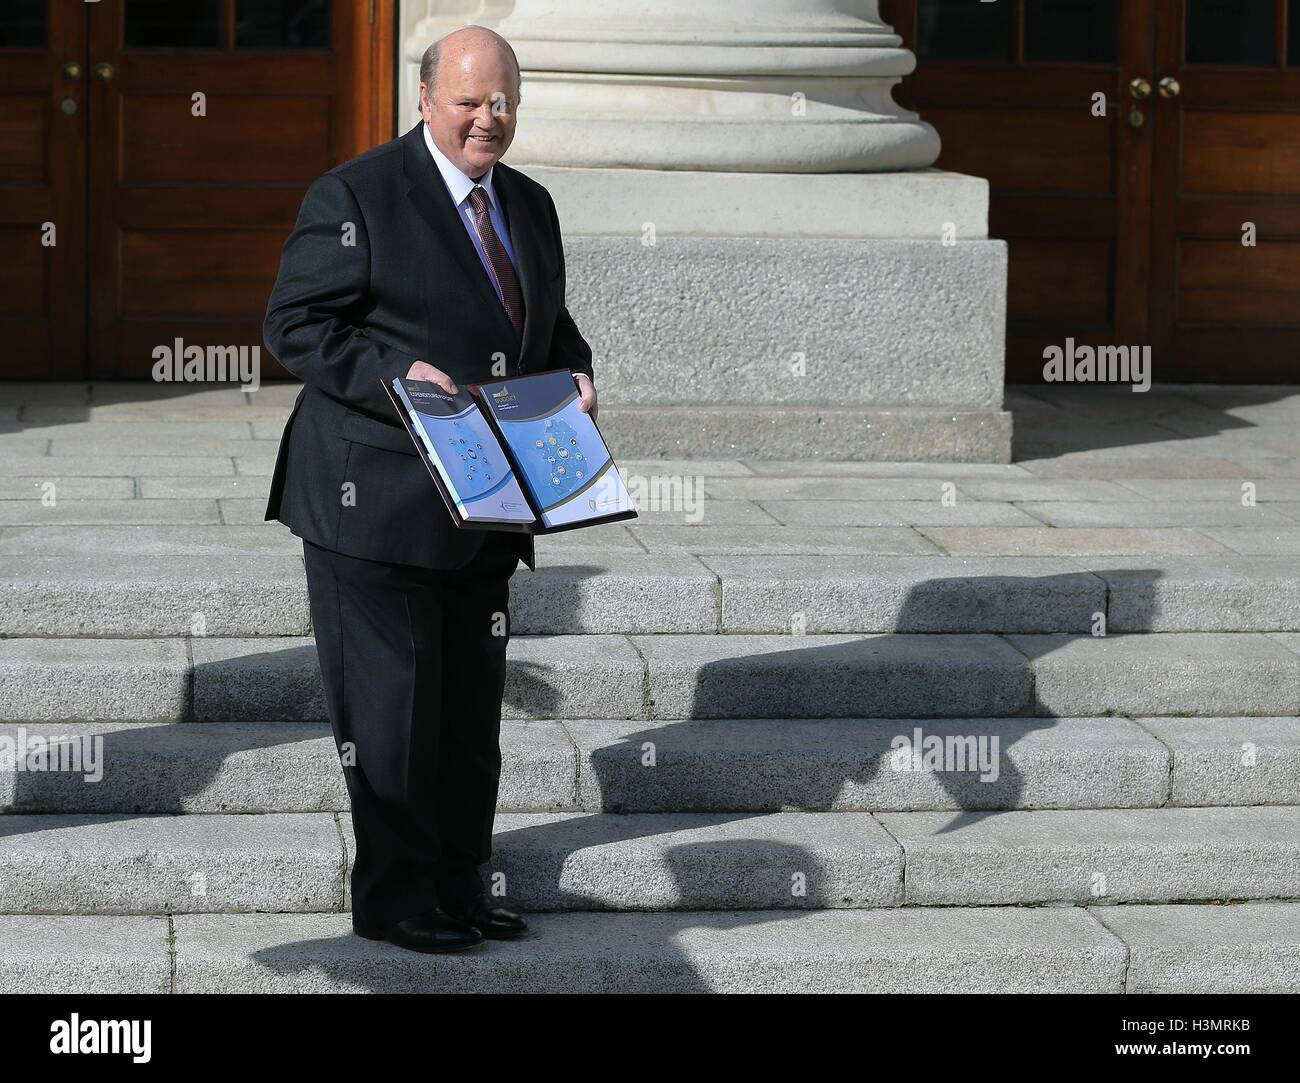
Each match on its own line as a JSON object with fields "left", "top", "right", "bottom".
{"left": 354, "top": 909, "right": 484, "bottom": 953}
{"left": 442, "top": 895, "right": 529, "bottom": 939}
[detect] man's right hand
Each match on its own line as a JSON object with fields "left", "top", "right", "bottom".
{"left": 406, "top": 360, "right": 458, "bottom": 395}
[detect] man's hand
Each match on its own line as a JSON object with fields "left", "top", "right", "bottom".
{"left": 406, "top": 360, "right": 458, "bottom": 395}
{"left": 574, "top": 372, "right": 598, "bottom": 423}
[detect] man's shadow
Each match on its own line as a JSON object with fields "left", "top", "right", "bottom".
{"left": 246, "top": 561, "right": 1166, "bottom": 991}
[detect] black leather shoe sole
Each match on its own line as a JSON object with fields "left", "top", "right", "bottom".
{"left": 474, "top": 922, "right": 528, "bottom": 940}
{"left": 353, "top": 918, "right": 484, "bottom": 953}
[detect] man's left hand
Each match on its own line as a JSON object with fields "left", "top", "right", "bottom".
{"left": 574, "top": 372, "right": 598, "bottom": 423}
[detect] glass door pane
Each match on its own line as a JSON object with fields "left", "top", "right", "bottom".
{"left": 235, "top": 0, "right": 331, "bottom": 49}
{"left": 1185, "top": 0, "right": 1275, "bottom": 65}
{"left": 1024, "top": 0, "right": 1118, "bottom": 62}
{"left": 917, "top": 0, "right": 1013, "bottom": 60}
{"left": 0, "top": 0, "right": 45, "bottom": 48}
{"left": 125, "top": 0, "right": 221, "bottom": 48}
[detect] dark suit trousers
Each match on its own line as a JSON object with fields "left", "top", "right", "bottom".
{"left": 302, "top": 534, "right": 518, "bottom": 931}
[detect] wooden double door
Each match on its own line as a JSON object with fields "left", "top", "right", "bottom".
{"left": 1, "top": 0, "right": 393, "bottom": 379}
{"left": 883, "top": 0, "right": 1300, "bottom": 382}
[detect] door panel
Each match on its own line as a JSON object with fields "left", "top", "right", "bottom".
{"left": 1150, "top": 0, "right": 1300, "bottom": 379}
{"left": 0, "top": 0, "right": 392, "bottom": 381}
{"left": 884, "top": 0, "right": 1154, "bottom": 382}
{"left": 87, "top": 0, "right": 359, "bottom": 378}
{"left": 0, "top": 2, "right": 86, "bottom": 377}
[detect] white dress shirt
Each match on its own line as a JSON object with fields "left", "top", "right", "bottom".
{"left": 423, "top": 122, "right": 519, "bottom": 304}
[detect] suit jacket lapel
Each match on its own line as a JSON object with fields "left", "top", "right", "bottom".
{"left": 401, "top": 123, "right": 521, "bottom": 354}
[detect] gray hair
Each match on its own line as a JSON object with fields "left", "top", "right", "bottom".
{"left": 419, "top": 27, "right": 522, "bottom": 103}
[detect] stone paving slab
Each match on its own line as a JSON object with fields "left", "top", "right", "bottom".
{"left": 0, "top": 499, "right": 220, "bottom": 526}
{"left": 1137, "top": 717, "right": 1300, "bottom": 808}
{"left": 189, "top": 638, "right": 327, "bottom": 722}
{"left": 1018, "top": 501, "right": 1297, "bottom": 528}
{"left": 1019, "top": 455, "right": 1258, "bottom": 479}
{"left": 164, "top": 906, "right": 1124, "bottom": 993}
{"left": 621, "top": 458, "right": 756, "bottom": 477}
{"left": 232, "top": 454, "right": 281, "bottom": 475}
{"left": 0, "top": 477, "right": 135, "bottom": 500}
{"left": 0, "top": 437, "right": 53, "bottom": 456}
{"left": 1092, "top": 901, "right": 1300, "bottom": 993}
{"left": 0, "top": 717, "right": 1174, "bottom": 816}
{"left": 46, "top": 437, "right": 273, "bottom": 459}
{"left": 531, "top": 523, "right": 645, "bottom": 552}
{"left": 0, "top": 553, "right": 310, "bottom": 636}
{"left": 511, "top": 553, "right": 718, "bottom": 634}
{"left": 627, "top": 525, "right": 943, "bottom": 555}
{"left": 955, "top": 479, "right": 1145, "bottom": 502}
{"left": 138, "top": 477, "right": 272, "bottom": 499}
{"left": 0, "top": 812, "right": 344, "bottom": 913}
{"left": 1008, "top": 632, "right": 1300, "bottom": 716}
{"left": 564, "top": 717, "right": 1169, "bottom": 812}
{"left": 632, "top": 633, "right": 1033, "bottom": 719}
{"left": 186, "top": 636, "right": 650, "bottom": 722}
{"left": 0, "top": 915, "right": 171, "bottom": 994}
{"left": 0, "top": 524, "right": 301, "bottom": 556}
{"left": 1019, "top": 433, "right": 1300, "bottom": 461}
{"left": 742, "top": 460, "right": 1035, "bottom": 478}
{"left": 1082, "top": 557, "right": 1300, "bottom": 632}
{"left": 342, "top": 811, "right": 903, "bottom": 911}
{"left": 0, "top": 382, "right": 91, "bottom": 405}
{"left": 919, "top": 527, "right": 1231, "bottom": 556}
{"left": 1201, "top": 528, "right": 1300, "bottom": 555}
{"left": 11, "top": 631, "right": 1300, "bottom": 723}
{"left": 1115, "top": 478, "right": 1300, "bottom": 502}
{"left": 701, "top": 555, "right": 1104, "bottom": 633}
{"left": 2, "top": 455, "right": 238, "bottom": 477}
{"left": 0, "top": 721, "right": 348, "bottom": 814}
{"left": 22, "top": 420, "right": 254, "bottom": 441}
{"left": 218, "top": 499, "right": 274, "bottom": 524}
{"left": 879, "top": 806, "right": 1300, "bottom": 905}
{"left": 624, "top": 500, "right": 780, "bottom": 526}
{"left": 22, "top": 404, "right": 290, "bottom": 424}
{"left": 0, "top": 638, "right": 190, "bottom": 722}
{"left": 700, "top": 477, "right": 959, "bottom": 501}
{"left": 760, "top": 500, "right": 1040, "bottom": 528}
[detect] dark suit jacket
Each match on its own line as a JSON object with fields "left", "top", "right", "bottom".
{"left": 262, "top": 121, "right": 595, "bottom": 572}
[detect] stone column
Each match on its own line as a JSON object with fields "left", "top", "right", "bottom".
{"left": 491, "top": 0, "right": 939, "bottom": 172}
{"left": 399, "top": 1, "right": 1009, "bottom": 461}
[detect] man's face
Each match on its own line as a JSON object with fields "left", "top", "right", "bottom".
{"left": 420, "top": 47, "right": 518, "bottom": 179}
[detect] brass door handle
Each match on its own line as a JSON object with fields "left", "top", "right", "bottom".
{"left": 61, "top": 61, "right": 82, "bottom": 80}
{"left": 1129, "top": 77, "right": 1152, "bottom": 100}
{"left": 94, "top": 61, "right": 116, "bottom": 81}
{"left": 1158, "top": 76, "right": 1181, "bottom": 99}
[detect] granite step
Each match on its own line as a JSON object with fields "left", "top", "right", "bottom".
{"left": 5, "top": 900, "right": 1300, "bottom": 994}
{"left": 0, "top": 906, "right": 1129, "bottom": 994}
{"left": 6, "top": 537, "right": 1300, "bottom": 636}
{"left": 3, "top": 632, "right": 1300, "bottom": 722}
{"left": 2, "top": 806, "right": 1298, "bottom": 915}
{"left": 12, "top": 715, "right": 1279, "bottom": 816}
{"left": 881, "top": 806, "right": 1300, "bottom": 906}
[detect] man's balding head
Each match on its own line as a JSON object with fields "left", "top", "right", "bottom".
{"left": 419, "top": 26, "right": 521, "bottom": 179}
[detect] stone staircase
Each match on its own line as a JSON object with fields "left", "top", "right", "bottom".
{"left": 3, "top": 381, "right": 1300, "bottom": 992}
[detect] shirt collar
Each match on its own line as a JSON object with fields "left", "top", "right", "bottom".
{"left": 423, "top": 122, "right": 498, "bottom": 213}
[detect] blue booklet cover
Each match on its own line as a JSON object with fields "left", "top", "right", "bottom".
{"left": 473, "top": 370, "right": 635, "bottom": 529}
{"left": 390, "top": 378, "right": 535, "bottom": 525}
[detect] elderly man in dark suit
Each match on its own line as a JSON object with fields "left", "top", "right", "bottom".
{"left": 263, "top": 25, "right": 597, "bottom": 953}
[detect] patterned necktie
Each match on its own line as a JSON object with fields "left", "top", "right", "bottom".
{"left": 468, "top": 185, "right": 525, "bottom": 341}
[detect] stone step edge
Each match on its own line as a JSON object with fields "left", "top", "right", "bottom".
{"left": 7, "top": 902, "right": 1300, "bottom": 993}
